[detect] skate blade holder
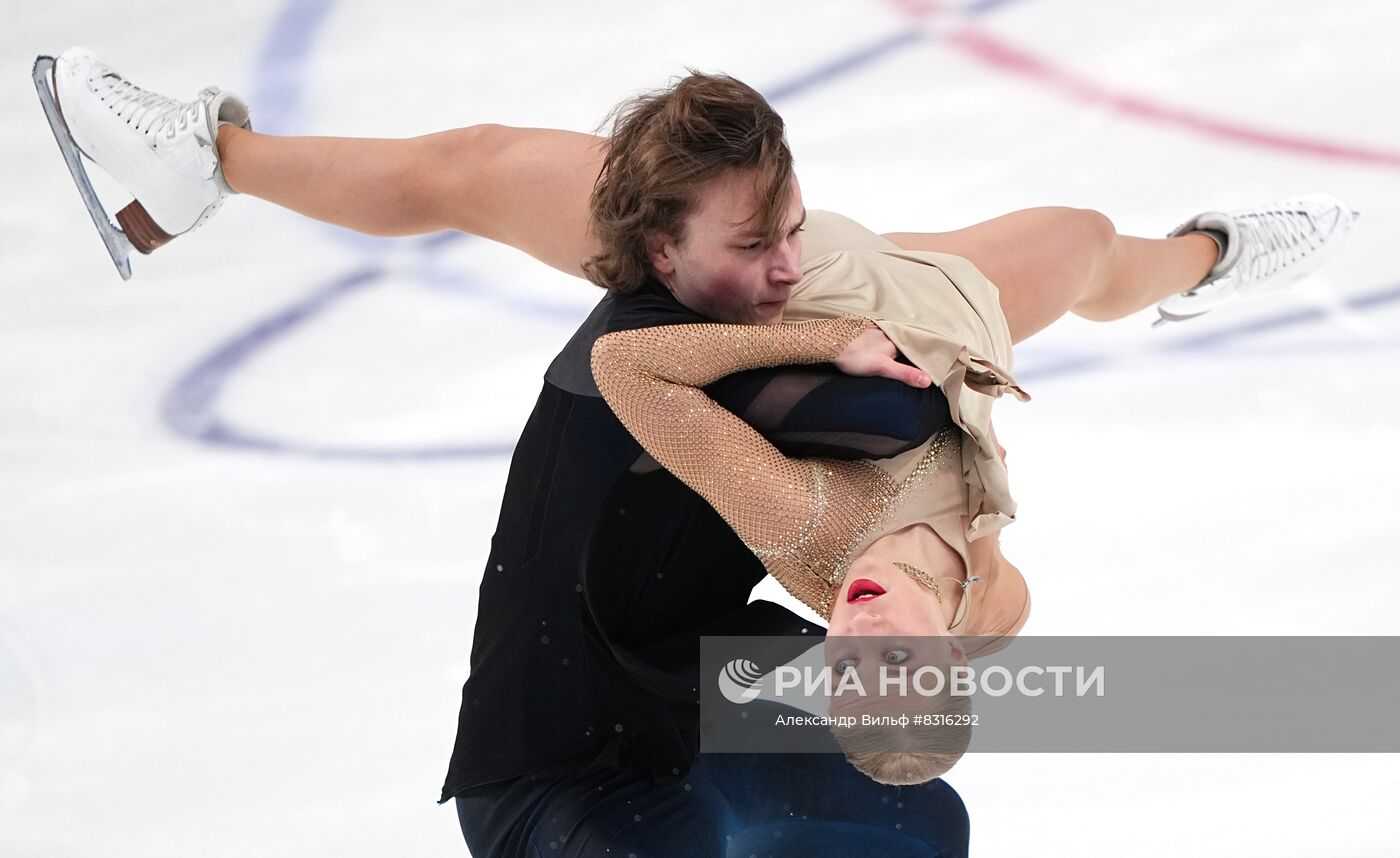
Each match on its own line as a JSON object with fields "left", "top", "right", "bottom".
{"left": 33, "top": 54, "right": 171, "bottom": 281}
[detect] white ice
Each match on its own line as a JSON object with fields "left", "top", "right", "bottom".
{"left": 3, "top": 0, "right": 1398, "bottom": 855}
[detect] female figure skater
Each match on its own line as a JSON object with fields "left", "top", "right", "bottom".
{"left": 45, "top": 47, "right": 1353, "bottom": 652}
{"left": 41, "top": 46, "right": 1358, "bottom": 851}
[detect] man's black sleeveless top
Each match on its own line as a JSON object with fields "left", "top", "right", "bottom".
{"left": 438, "top": 283, "right": 951, "bottom": 802}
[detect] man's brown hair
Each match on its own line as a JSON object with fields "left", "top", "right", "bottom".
{"left": 582, "top": 71, "right": 795, "bottom": 295}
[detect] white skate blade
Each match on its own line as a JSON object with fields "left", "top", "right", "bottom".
{"left": 33, "top": 55, "right": 135, "bottom": 281}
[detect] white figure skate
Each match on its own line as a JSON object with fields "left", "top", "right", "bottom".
{"left": 1154, "top": 194, "right": 1359, "bottom": 327}
{"left": 33, "top": 47, "right": 250, "bottom": 280}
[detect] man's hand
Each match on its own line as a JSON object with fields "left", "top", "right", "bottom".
{"left": 834, "top": 323, "right": 932, "bottom": 388}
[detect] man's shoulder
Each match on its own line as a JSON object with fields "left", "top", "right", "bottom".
{"left": 545, "top": 281, "right": 704, "bottom": 396}
{"left": 601, "top": 277, "right": 707, "bottom": 333}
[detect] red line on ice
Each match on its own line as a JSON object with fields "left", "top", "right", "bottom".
{"left": 943, "top": 28, "right": 1400, "bottom": 169}
{"left": 877, "top": 0, "right": 1400, "bottom": 170}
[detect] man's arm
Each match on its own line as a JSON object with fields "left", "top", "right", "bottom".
{"left": 705, "top": 361, "right": 953, "bottom": 461}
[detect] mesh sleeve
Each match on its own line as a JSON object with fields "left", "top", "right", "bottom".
{"left": 590, "top": 316, "right": 870, "bottom": 555}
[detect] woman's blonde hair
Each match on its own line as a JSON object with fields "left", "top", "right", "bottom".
{"left": 831, "top": 692, "right": 974, "bottom": 786}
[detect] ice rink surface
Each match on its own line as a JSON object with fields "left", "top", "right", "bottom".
{"left": 3, "top": 0, "right": 1399, "bottom": 855}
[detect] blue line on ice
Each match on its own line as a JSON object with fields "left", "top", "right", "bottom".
{"left": 161, "top": 0, "right": 1391, "bottom": 460}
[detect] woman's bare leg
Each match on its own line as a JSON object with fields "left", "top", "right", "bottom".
{"left": 217, "top": 124, "right": 606, "bottom": 278}
{"left": 882, "top": 208, "right": 1218, "bottom": 344}
{"left": 214, "top": 129, "right": 1215, "bottom": 330}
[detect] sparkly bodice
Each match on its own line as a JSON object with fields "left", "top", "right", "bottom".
{"left": 591, "top": 315, "right": 974, "bottom": 620}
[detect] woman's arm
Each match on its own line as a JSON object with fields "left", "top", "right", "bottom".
{"left": 591, "top": 316, "right": 873, "bottom": 554}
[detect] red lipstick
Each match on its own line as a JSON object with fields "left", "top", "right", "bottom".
{"left": 846, "top": 578, "right": 886, "bottom": 604}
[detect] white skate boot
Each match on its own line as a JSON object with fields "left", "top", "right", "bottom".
{"left": 1154, "top": 194, "right": 1359, "bottom": 326}
{"left": 33, "top": 47, "right": 250, "bottom": 279}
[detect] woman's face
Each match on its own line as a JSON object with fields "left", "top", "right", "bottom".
{"left": 824, "top": 552, "right": 968, "bottom": 723}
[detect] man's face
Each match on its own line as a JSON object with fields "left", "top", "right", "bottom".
{"left": 646, "top": 170, "right": 806, "bottom": 325}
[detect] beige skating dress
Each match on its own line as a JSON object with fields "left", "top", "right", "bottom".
{"left": 589, "top": 212, "right": 1033, "bottom": 657}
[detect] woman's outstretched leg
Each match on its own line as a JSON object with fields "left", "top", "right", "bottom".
{"left": 51, "top": 48, "right": 609, "bottom": 276}
{"left": 882, "top": 207, "right": 1218, "bottom": 344}
{"left": 217, "top": 124, "right": 607, "bottom": 277}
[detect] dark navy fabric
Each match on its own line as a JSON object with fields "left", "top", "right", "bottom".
{"left": 455, "top": 746, "right": 970, "bottom": 858}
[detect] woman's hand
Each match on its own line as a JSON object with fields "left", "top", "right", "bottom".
{"left": 834, "top": 322, "right": 932, "bottom": 388}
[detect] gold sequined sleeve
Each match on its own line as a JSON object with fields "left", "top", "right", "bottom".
{"left": 591, "top": 316, "right": 872, "bottom": 555}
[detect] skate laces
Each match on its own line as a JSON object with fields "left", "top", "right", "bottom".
{"left": 100, "top": 73, "right": 203, "bottom": 140}
{"left": 1234, "top": 206, "right": 1325, "bottom": 285}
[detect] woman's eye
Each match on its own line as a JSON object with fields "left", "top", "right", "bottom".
{"left": 739, "top": 242, "right": 761, "bottom": 251}
{"left": 835, "top": 658, "right": 856, "bottom": 674}
{"left": 885, "top": 649, "right": 909, "bottom": 665}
